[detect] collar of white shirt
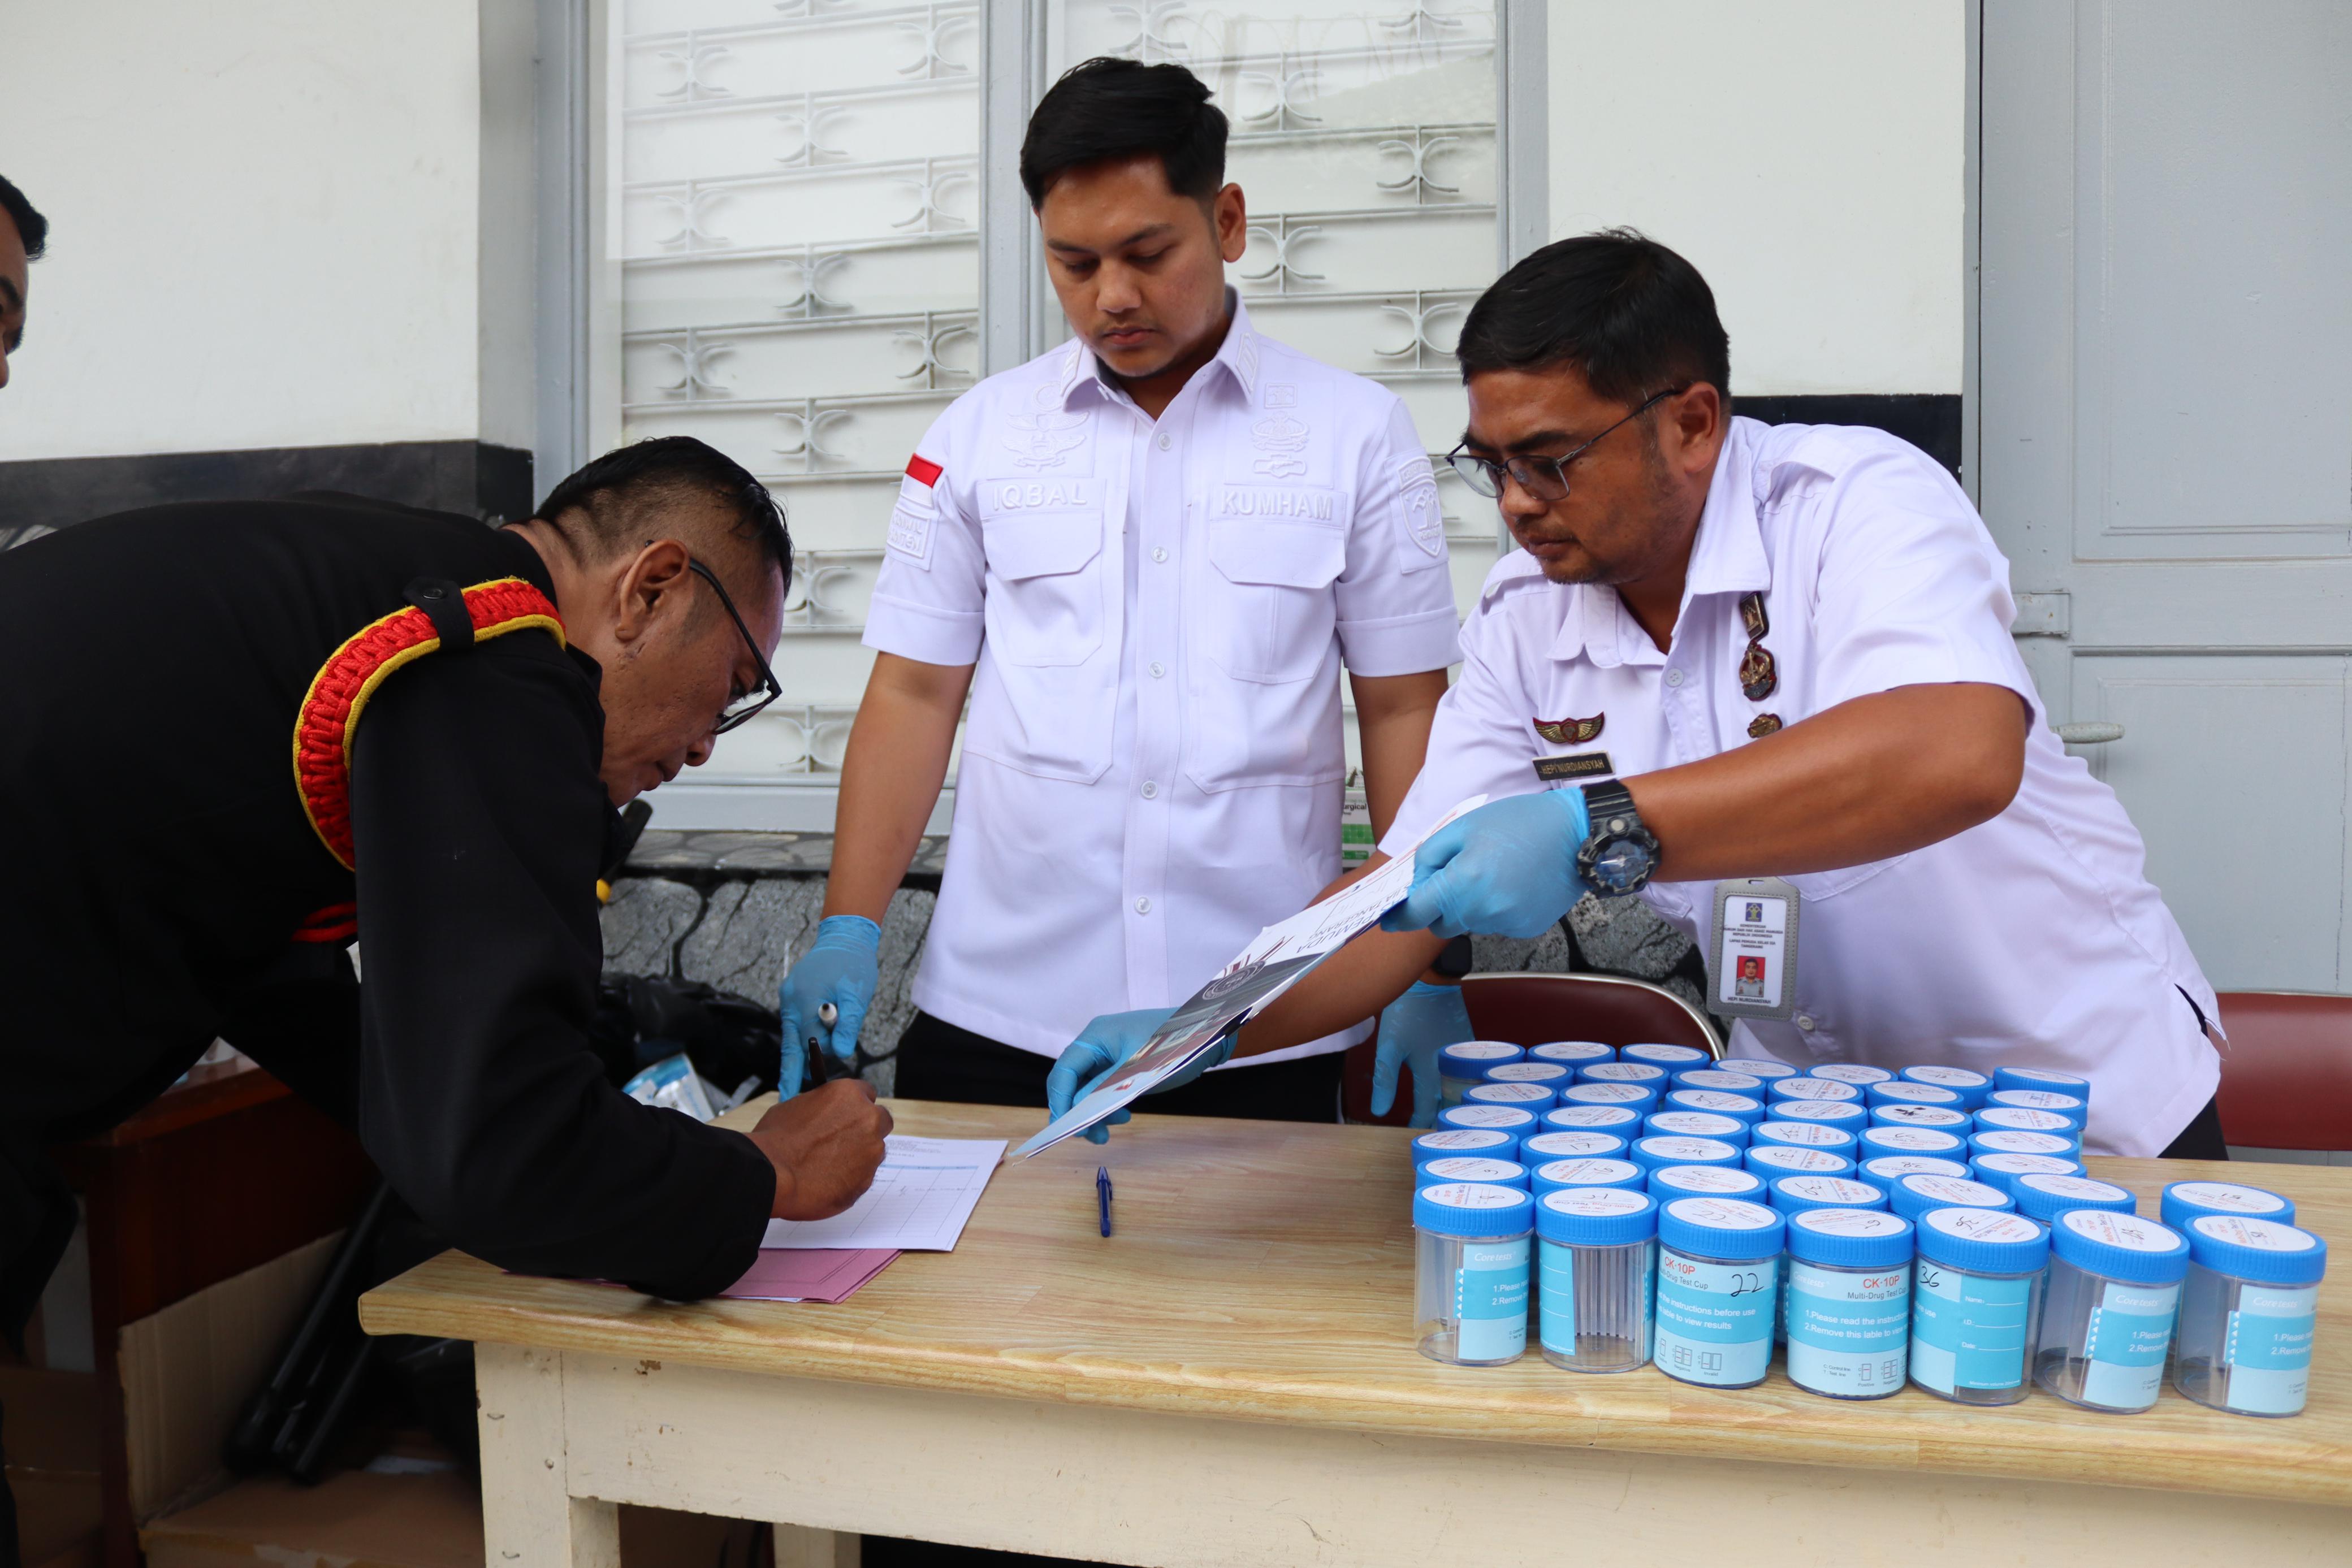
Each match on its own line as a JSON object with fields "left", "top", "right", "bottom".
{"left": 1547, "top": 417, "right": 1778, "bottom": 668}
{"left": 1051, "top": 288, "right": 1263, "bottom": 410}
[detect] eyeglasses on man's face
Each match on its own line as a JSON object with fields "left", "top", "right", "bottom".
{"left": 1445, "top": 384, "right": 1688, "bottom": 503}
{"left": 686, "top": 558, "right": 782, "bottom": 735}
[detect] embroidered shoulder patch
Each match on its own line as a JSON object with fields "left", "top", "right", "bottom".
{"left": 888, "top": 473, "right": 936, "bottom": 568}
{"left": 1398, "top": 454, "right": 1444, "bottom": 558}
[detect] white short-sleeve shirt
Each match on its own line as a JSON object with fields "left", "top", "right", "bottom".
{"left": 867, "top": 297, "right": 1461, "bottom": 1058}
{"left": 1381, "top": 417, "right": 2219, "bottom": 1155}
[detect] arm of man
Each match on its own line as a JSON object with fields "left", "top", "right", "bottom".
{"left": 824, "top": 652, "right": 974, "bottom": 920}
{"left": 348, "top": 639, "right": 886, "bottom": 1300}
{"left": 1349, "top": 669, "right": 1447, "bottom": 839}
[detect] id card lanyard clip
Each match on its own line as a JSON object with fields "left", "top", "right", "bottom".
{"left": 1707, "top": 877, "right": 1801, "bottom": 1023}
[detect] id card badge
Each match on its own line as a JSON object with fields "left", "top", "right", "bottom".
{"left": 1708, "top": 877, "right": 1801, "bottom": 1023}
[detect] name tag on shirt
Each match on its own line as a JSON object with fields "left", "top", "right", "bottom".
{"left": 1533, "top": 752, "right": 1613, "bottom": 783}
{"left": 1709, "top": 877, "right": 1801, "bottom": 1022}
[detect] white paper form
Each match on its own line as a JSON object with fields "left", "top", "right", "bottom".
{"left": 761, "top": 1135, "right": 1007, "bottom": 1251}
{"left": 1013, "top": 795, "right": 1489, "bottom": 1159}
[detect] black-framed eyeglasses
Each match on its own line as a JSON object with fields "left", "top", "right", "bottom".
{"left": 686, "top": 559, "right": 783, "bottom": 734}
{"left": 1445, "top": 384, "right": 1688, "bottom": 502}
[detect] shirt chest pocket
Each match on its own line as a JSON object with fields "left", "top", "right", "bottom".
{"left": 982, "top": 510, "right": 1107, "bottom": 666}
{"left": 1203, "top": 517, "right": 1346, "bottom": 683}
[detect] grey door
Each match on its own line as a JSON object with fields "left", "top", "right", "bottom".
{"left": 1977, "top": 0, "right": 2352, "bottom": 994}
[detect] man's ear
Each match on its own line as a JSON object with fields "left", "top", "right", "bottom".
{"left": 1666, "top": 383, "right": 1725, "bottom": 478}
{"left": 1212, "top": 183, "right": 1248, "bottom": 264}
{"left": 611, "top": 539, "right": 694, "bottom": 649}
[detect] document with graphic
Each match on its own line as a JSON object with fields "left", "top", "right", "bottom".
{"left": 1013, "top": 795, "right": 1488, "bottom": 1158}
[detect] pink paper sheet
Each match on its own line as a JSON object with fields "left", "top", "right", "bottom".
{"left": 719, "top": 1246, "right": 900, "bottom": 1303}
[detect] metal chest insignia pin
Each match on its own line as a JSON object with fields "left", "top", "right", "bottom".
{"left": 1739, "top": 591, "right": 1770, "bottom": 642}
{"left": 1748, "top": 713, "right": 1783, "bottom": 739}
{"left": 1534, "top": 713, "right": 1605, "bottom": 745}
{"left": 1739, "top": 643, "right": 1778, "bottom": 702}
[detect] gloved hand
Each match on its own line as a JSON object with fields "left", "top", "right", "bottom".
{"left": 1381, "top": 789, "right": 1594, "bottom": 939}
{"left": 776, "top": 914, "right": 881, "bottom": 1100}
{"left": 1045, "top": 1006, "right": 1222, "bottom": 1146}
{"left": 1372, "top": 980, "right": 1473, "bottom": 1128}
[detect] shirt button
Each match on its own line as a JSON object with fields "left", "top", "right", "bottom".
{"left": 1152, "top": 547, "right": 1168, "bottom": 564}
{"left": 1664, "top": 669, "right": 1685, "bottom": 688}
{"left": 1156, "top": 432, "right": 1171, "bottom": 451}
{"left": 1149, "top": 660, "right": 1165, "bottom": 678}
{"left": 1794, "top": 1013, "right": 1817, "bottom": 1032}
{"left": 1135, "top": 896, "right": 1153, "bottom": 914}
{"left": 1141, "top": 781, "right": 1159, "bottom": 799}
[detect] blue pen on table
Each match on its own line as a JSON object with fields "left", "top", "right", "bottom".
{"left": 1097, "top": 1166, "right": 1114, "bottom": 1238}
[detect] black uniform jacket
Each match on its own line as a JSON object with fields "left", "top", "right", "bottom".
{"left": 0, "top": 496, "right": 772, "bottom": 1337}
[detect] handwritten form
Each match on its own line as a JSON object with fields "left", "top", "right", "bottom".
{"left": 762, "top": 1135, "right": 1006, "bottom": 1251}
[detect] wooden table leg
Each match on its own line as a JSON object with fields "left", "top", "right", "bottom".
{"left": 769, "top": 1524, "right": 861, "bottom": 1568}
{"left": 477, "top": 1342, "right": 621, "bottom": 1568}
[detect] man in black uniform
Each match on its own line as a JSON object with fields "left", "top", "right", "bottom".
{"left": 0, "top": 438, "right": 892, "bottom": 1555}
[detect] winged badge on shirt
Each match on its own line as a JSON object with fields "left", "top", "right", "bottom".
{"left": 1534, "top": 713, "right": 1605, "bottom": 745}
{"left": 1004, "top": 411, "right": 1087, "bottom": 471}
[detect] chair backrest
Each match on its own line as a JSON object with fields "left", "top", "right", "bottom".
{"left": 2212, "top": 991, "right": 2352, "bottom": 1153}
{"left": 1460, "top": 972, "right": 1722, "bottom": 1057}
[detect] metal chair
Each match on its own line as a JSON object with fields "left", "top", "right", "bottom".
{"left": 2211, "top": 991, "right": 2352, "bottom": 1153}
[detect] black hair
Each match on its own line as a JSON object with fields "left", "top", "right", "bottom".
{"left": 534, "top": 436, "right": 792, "bottom": 596}
{"left": 0, "top": 174, "right": 47, "bottom": 261}
{"left": 1454, "top": 228, "right": 1731, "bottom": 408}
{"left": 1019, "top": 57, "right": 1227, "bottom": 209}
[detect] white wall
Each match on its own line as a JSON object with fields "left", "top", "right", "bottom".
{"left": 1546, "top": 0, "right": 1968, "bottom": 396}
{"left": 0, "top": 0, "right": 534, "bottom": 462}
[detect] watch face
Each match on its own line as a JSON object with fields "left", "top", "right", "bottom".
{"left": 1589, "top": 834, "right": 1654, "bottom": 894}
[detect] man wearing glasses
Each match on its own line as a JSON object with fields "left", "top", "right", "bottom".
{"left": 1053, "top": 229, "right": 2223, "bottom": 1162}
{"left": 0, "top": 439, "right": 893, "bottom": 1397}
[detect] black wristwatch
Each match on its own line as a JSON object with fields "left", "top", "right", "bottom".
{"left": 1576, "top": 779, "right": 1659, "bottom": 897}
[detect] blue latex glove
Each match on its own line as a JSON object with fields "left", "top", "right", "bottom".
{"left": 1381, "top": 789, "right": 1594, "bottom": 939}
{"left": 1372, "top": 980, "right": 1473, "bottom": 1129}
{"left": 1045, "top": 1006, "right": 1229, "bottom": 1146}
{"left": 776, "top": 914, "right": 881, "bottom": 1099}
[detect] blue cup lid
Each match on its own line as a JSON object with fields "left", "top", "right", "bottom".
{"left": 1529, "top": 1040, "right": 1614, "bottom": 1066}
{"left": 1772, "top": 1100, "right": 1869, "bottom": 1128}
{"left": 1916, "top": 1207, "right": 2050, "bottom": 1272}
{"left": 1439, "top": 1041, "right": 1523, "bottom": 1075}
{"left": 1416, "top": 1156, "right": 1529, "bottom": 1189}
{"left": 1746, "top": 1145, "right": 1856, "bottom": 1177}
{"left": 1769, "top": 1077, "right": 1862, "bottom": 1103}
{"left": 1465, "top": 1081, "right": 1558, "bottom": 1107}
{"left": 1532, "top": 1157, "right": 1646, "bottom": 1197}
{"left": 1579, "top": 1061, "right": 1670, "bottom": 1085}
{"left": 1753, "top": 1119, "right": 1858, "bottom": 1151}
{"left": 2187, "top": 1215, "right": 2327, "bottom": 1285}
{"left": 2051, "top": 1209, "right": 2189, "bottom": 1284}
{"left": 1728, "top": 1058, "right": 1800, "bottom": 1080}
{"left": 1537, "top": 1186, "right": 1657, "bottom": 1246}
{"left": 1666, "top": 1089, "right": 1765, "bottom": 1122}
{"left": 1994, "top": 1065, "right": 2092, "bottom": 1097}
{"left": 1968, "top": 1129, "right": 2078, "bottom": 1159}
{"left": 1484, "top": 1060, "right": 1571, "bottom": 1085}
{"left": 1674, "top": 1067, "right": 1765, "bottom": 1093}
{"left": 1859, "top": 1154, "right": 1970, "bottom": 1189}
{"left": 1891, "top": 1173, "right": 2014, "bottom": 1223}
{"left": 1631, "top": 1134, "right": 1741, "bottom": 1171}
{"left": 1410, "top": 1128, "right": 1516, "bottom": 1163}
{"left": 1860, "top": 1125, "right": 1967, "bottom": 1159}
{"left": 1647, "top": 1164, "right": 1766, "bottom": 1201}
{"left": 2012, "top": 1173, "right": 2136, "bottom": 1222}
{"left": 1544, "top": 1103, "right": 1642, "bottom": 1132}
{"left": 1771, "top": 1175, "right": 1889, "bottom": 1215}
{"left": 1985, "top": 1088, "right": 2087, "bottom": 1119}
{"left": 1901, "top": 1064, "right": 1992, "bottom": 1094}
{"left": 1810, "top": 1063, "right": 1894, "bottom": 1086}
{"left": 1559, "top": 1082, "right": 1658, "bottom": 1110}
{"left": 1658, "top": 1196, "right": 1784, "bottom": 1259}
{"left": 1787, "top": 1206, "right": 1914, "bottom": 1268}
{"left": 1621, "top": 1042, "right": 1712, "bottom": 1067}
{"left": 1438, "top": 1104, "right": 1538, "bottom": 1134}
{"left": 1871, "top": 1104, "right": 1973, "bottom": 1131}
{"left": 1974, "top": 1106, "right": 2079, "bottom": 1136}
{"left": 1866, "top": 1079, "right": 1964, "bottom": 1108}
{"left": 1646, "top": 1110, "right": 1749, "bottom": 1143}
{"left": 2161, "top": 1180, "right": 2297, "bottom": 1232}
{"left": 1413, "top": 1181, "right": 1537, "bottom": 1238}
{"left": 1968, "top": 1153, "right": 2083, "bottom": 1194}
{"left": 1521, "top": 1129, "right": 1629, "bottom": 1162}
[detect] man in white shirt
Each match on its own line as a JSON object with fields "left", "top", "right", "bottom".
{"left": 1053, "top": 230, "right": 2224, "bottom": 1160}
{"left": 777, "top": 59, "right": 1460, "bottom": 1121}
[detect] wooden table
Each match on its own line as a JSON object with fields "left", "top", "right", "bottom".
{"left": 358, "top": 1101, "right": 2352, "bottom": 1567}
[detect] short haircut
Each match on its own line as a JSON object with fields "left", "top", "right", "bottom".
{"left": 534, "top": 436, "right": 792, "bottom": 597}
{"left": 0, "top": 174, "right": 48, "bottom": 261}
{"left": 1020, "top": 57, "right": 1227, "bottom": 209}
{"left": 1455, "top": 229, "right": 1731, "bottom": 408}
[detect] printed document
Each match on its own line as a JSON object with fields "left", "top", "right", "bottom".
{"left": 762, "top": 1135, "right": 1005, "bottom": 1250}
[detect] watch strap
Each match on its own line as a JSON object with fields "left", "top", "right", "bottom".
{"left": 1580, "top": 778, "right": 1637, "bottom": 831}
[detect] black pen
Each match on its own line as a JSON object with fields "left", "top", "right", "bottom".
{"left": 1096, "top": 1165, "right": 1114, "bottom": 1238}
